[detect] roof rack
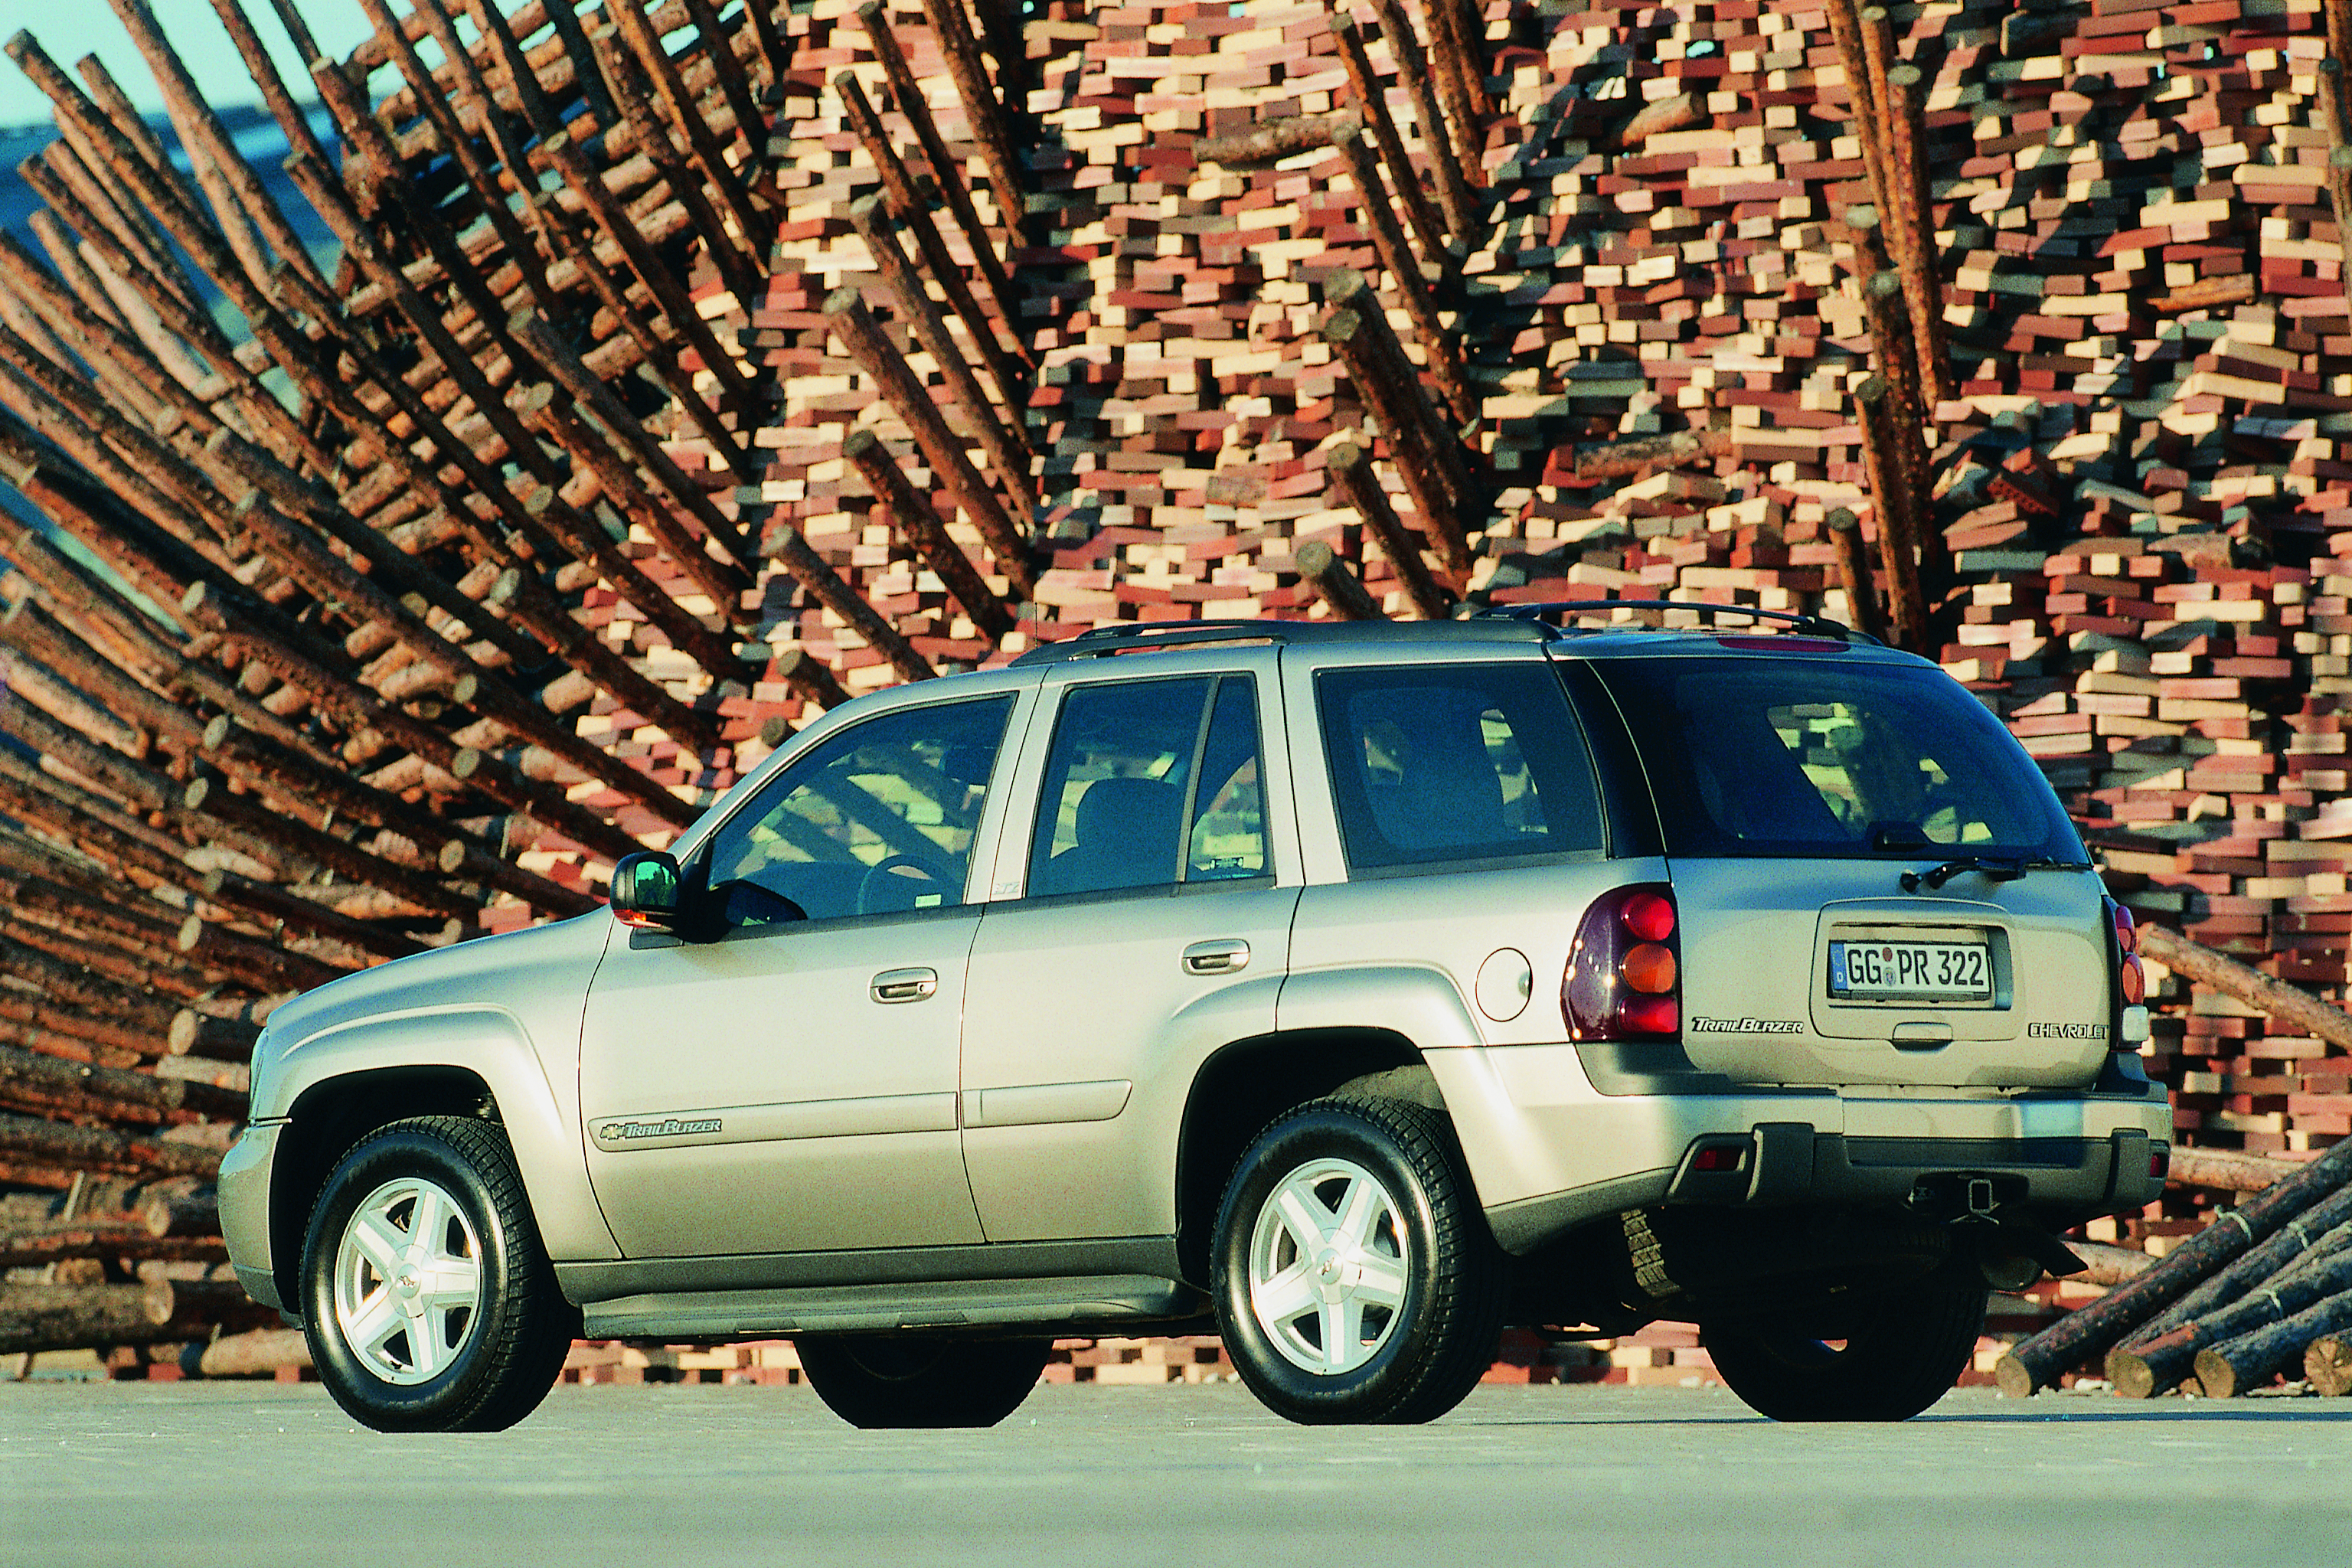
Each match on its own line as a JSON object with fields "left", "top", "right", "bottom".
{"left": 1487, "top": 599, "right": 1878, "bottom": 645}
{"left": 1007, "top": 617, "right": 1543, "bottom": 666}
{"left": 1009, "top": 622, "right": 1289, "bottom": 665}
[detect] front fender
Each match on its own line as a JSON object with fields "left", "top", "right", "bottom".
{"left": 280, "top": 1006, "right": 617, "bottom": 1263}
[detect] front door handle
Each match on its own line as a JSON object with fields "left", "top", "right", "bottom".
{"left": 1182, "top": 939, "right": 1250, "bottom": 975}
{"left": 871, "top": 967, "right": 939, "bottom": 1003}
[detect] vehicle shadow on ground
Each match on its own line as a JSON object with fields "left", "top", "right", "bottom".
{"left": 1459, "top": 1405, "right": 2352, "bottom": 1427}
{"left": 1913, "top": 1405, "right": 2352, "bottom": 1423}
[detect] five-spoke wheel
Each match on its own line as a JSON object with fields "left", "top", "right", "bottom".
{"left": 1212, "top": 1096, "right": 1504, "bottom": 1425}
{"left": 301, "top": 1116, "right": 573, "bottom": 1432}
{"left": 330, "top": 1174, "right": 485, "bottom": 1385}
{"left": 1246, "top": 1156, "right": 1410, "bottom": 1376}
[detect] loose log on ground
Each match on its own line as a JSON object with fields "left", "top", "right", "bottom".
{"left": 2109, "top": 1225, "right": 2352, "bottom": 1397}
{"left": 2115, "top": 1182, "right": 2352, "bottom": 1364}
{"left": 1994, "top": 1136, "right": 2352, "bottom": 1396}
{"left": 2308, "top": 1334, "right": 2352, "bottom": 1396}
{"left": 2195, "top": 1288, "right": 2352, "bottom": 1397}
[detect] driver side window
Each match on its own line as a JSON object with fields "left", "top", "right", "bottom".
{"left": 703, "top": 695, "right": 1015, "bottom": 924}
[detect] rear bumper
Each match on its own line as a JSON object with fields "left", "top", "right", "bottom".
{"left": 1429, "top": 1044, "right": 2171, "bottom": 1254}
{"left": 218, "top": 1119, "right": 283, "bottom": 1312}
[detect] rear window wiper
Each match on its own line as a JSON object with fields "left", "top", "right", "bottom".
{"left": 1900, "top": 854, "right": 2092, "bottom": 893}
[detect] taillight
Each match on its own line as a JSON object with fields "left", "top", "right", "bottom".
{"left": 1563, "top": 883, "right": 1681, "bottom": 1040}
{"left": 2109, "top": 898, "right": 2145, "bottom": 1006}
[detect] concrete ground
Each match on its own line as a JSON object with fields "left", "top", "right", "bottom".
{"left": 6, "top": 1380, "right": 2348, "bottom": 1566}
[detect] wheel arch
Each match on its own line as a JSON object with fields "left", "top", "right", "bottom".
{"left": 270, "top": 1064, "right": 498, "bottom": 1312}
{"left": 266, "top": 1007, "right": 612, "bottom": 1313}
{"left": 1171, "top": 1027, "right": 1436, "bottom": 1286}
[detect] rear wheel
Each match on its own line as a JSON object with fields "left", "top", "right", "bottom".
{"left": 299, "top": 1116, "right": 572, "bottom": 1432}
{"left": 1211, "top": 1096, "right": 1504, "bottom": 1425}
{"left": 795, "top": 1335, "right": 1050, "bottom": 1428}
{"left": 1703, "top": 1270, "right": 1988, "bottom": 1422}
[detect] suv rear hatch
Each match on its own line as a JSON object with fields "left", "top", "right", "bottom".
{"left": 1585, "top": 649, "right": 2112, "bottom": 1089}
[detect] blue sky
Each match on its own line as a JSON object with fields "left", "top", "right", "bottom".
{"left": 0, "top": 2, "right": 375, "bottom": 130}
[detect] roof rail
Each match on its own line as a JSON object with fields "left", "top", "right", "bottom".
{"left": 1008, "top": 621, "right": 1295, "bottom": 665}
{"left": 1486, "top": 599, "right": 1877, "bottom": 645}
{"left": 1007, "top": 616, "right": 1550, "bottom": 666}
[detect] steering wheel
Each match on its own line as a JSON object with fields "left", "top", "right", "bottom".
{"left": 856, "top": 851, "right": 956, "bottom": 915}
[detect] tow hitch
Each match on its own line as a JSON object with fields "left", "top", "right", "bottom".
{"left": 1908, "top": 1172, "right": 2088, "bottom": 1290}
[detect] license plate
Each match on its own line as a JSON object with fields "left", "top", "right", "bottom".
{"left": 1828, "top": 940, "right": 1991, "bottom": 1001}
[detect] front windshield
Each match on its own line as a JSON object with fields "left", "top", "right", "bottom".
{"left": 1592, "top": 656, "right": 2085, "bottom": 862}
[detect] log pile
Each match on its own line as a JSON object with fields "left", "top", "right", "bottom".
{"left": 2, "top": 0, "right": 2351, "bottom": 1371}
{"left": 1994, "top": 1128, "right": 2352, "bottom": 1397}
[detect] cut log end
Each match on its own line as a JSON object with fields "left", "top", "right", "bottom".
{"left": 2192, "top": 1347, "right": 2241, "bottom": 1399}
{"left": 2306, "top": 1335, "right": 2352, "bottom": 1397}
{"left": 1993, "top": 1352, "right": 2038, "bottom": 1400}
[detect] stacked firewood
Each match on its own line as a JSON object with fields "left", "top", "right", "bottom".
{"left": 5, "top": 0, "right": 2352, "bottom": 1371}
{"left": 0, "top": 0, "right": 807, "bottom": 1364}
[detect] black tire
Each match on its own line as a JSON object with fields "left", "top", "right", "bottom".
{"left": 795, "top": 1335, "right": 1051, "bottom": 1428}
{"left": 1210, "top": 1096, "right": 1505, "bottom": 1425}
{"left": 299, "top": 1116, "right": 573, "bottom": 1432}
{"left": 1703, "top": 1270, "right": 1988, "bottom": 1422}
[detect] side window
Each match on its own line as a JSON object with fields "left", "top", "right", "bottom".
{"left": 1028, "top": 675, "right": 1269, "bottom": 899}
{"left": 703, "top": 695, "right": 1014, "bottom": 923}
{"left": 1316, "top": 663, "right": 1604, "bottom": 877}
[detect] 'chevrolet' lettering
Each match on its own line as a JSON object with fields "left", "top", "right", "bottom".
{"left": 2026, "top": 1022, "right": 2109, "bottom": 1040}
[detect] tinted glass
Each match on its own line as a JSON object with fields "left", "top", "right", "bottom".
{"left": 1592, "top": 657, "right": 2084, "bottom": 861}
{"left": 704, "top": 695, "right": 1014, "bottom": 923}
{"left": 1187, "top": 678, "right": 1268, "bottom": 882}
{"left": 1316, "top": 663, "right": 1605, "bottom": 876}
{"left": 1030, "top": 675, "right": 1269, "bottom": 897}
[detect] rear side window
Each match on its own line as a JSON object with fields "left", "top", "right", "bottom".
{"left": 1593, "top": 657, "right": 2083, "bottom": 861}
{"left": 1028, "top": 675, "right": 1269, "bottom": 899}
{"left": 1316, "top": 663, "right": 1606, "bottom": 877}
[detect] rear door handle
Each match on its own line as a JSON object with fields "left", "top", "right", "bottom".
{"left": 871, "top": 967, "right": 939, "bottom": 1003}
{"left": 1182, "top": 940, "right": 1250, "bottom": 975}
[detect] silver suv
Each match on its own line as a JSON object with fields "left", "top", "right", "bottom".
{"left": 218, "top": 609, "right": 2169, "bottom": 1431}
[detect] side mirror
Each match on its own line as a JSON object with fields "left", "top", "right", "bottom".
{"left": 609, "top": 851, "right": 682, "bottom": 931}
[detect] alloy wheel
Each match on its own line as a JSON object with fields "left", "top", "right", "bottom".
{"left": 332, "top": 1175, "right": 484, "bottom": 1386}
{"left": 1246, "top": 1156, "right": 1410, "bottom": 1375}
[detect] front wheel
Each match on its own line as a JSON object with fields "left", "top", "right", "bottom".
{"left": 1703, "top": 1271, "right": 1988, "bottom": 1422}
{"left": 1210, "top": 1096, "right": 1505, "bottom": 1425}
{"left": 795, "top": 1336, "right": 1051, "bottom": 1428}
{"left": 299, "top": 1116, "right": 573, "bottom": 1432}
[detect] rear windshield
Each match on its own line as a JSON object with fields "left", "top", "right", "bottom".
{"left": 1592, "top": 657, "right": 2083, "bottom": 862}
